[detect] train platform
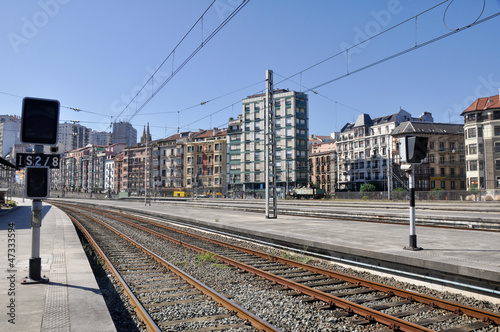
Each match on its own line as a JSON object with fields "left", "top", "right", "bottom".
{"left": 0, "top": 199, "right": 115, "bottom": 331}
{"left": 60, "top": 198, "right": 500, "bottom": 303}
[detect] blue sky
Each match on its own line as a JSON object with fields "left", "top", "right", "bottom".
{"left": 1, "top": 0, "right": 499, "bottom": 141}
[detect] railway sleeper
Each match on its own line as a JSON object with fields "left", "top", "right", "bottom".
{"left": 440, "top": 321, "right": 490, "bottom": 332}
{"left": 416, "top": 313, "right": 457, "bottom": 327}
{"left": 157, "top": 314, "right": 234, "bottom": 327}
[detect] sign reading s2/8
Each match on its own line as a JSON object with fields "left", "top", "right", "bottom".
{"left": 16, "top": 153, "right": 60, "bottom": 169}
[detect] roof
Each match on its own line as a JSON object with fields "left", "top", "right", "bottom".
{"left": 461, "top": 94, "right": 500, "bottom": 115}
{"left": 392, "top": 121, "right": 464, "bottom": 136}
{"left": 354, "top": 114, "right": 373, "bottom": 127}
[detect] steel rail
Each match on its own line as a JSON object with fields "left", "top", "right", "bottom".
{"left": 124, "top": 209, "right": 500, "bottom": 326}
{"left": 61, "top": 204, "right": 282, "bottom": 332}
{"left": 59, "top": 202, "right": 500, "bottom": 329}
{"left": 67, "top": 204, "right": 434, "bottom": 332}
{"left": 68, "top": 215, "right": 160, "bottom": 332}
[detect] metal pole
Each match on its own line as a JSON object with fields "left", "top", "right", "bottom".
{"left": 265, "top": 69, "right": 277, "bottom": 218}
{"left": 144, "top": 139, "right": 148, "bottom": 206}
{"left": 404, "top": 167, "right": 422, "bottom": 251}
{"left": 23, "top": 144, "right": 49, "bottom": 284}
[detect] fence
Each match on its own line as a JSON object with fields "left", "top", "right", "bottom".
{"left": 331, "top": 190, "right": 472, "bottom": 201}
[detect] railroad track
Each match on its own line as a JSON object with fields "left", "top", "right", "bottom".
{"left": 54, "top": 202, "right": 500, "bottom": 331}
{"left": 63, "top": 204, "right": 280, "bottom": 331}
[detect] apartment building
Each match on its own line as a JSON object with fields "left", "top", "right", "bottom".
{"left": 337, "top": 109, "right": 433, "bottom": 191}
{"left": 58, "top": 122, "right": 91, "bottom": 152}
{"left": 0, "top": 115, "right": 21, "bottom": 159}
{"left": 112, "top": 121, "right": 137, "bottom": 147}
{"left": 309, "top": 138, "right": 337, "bottom": 194}
{"left": 185, "top": 129, "right": 227, "bottom": 197}
{"left": 227, "top": 89, "right": 309, "bottom": 198}
{"left": 461, "top": 90, "right": 500, "bottom": 197}
{"left": 157, "top": 131, "right": 195, "bottom": 196}
{"left": 392, "top": 122, "right": 465, "bottom": 191}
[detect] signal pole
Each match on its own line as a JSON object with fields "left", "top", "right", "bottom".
{"left": 19, "top": 97, "right": 60, "bottom": 284}
{"left": 23, "top": 145, "right": 49, "bottom": 284}
{"left": 403, "top": 166, "right": 421, "bottom": 250}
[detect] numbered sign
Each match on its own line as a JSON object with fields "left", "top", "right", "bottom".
{"left": 16, "top": 153, "right": 60, "bottom": 169}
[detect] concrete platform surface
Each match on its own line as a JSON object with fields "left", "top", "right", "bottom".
{"left": 0, "top": 199, "right": 115, "bottom": 332}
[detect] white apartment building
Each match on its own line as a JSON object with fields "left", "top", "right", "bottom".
{"left": 58, "top": 122, "right": 91, "bottom": 152}
{"left": 0, "top": 115, "right": 21, "bottom": 158}
{"left": 461, "top": 90, "right": 500, "bottom": 197}
{"left": 337, "top": 109, "right": 433, "bottom": 191}
{"left": 227, "top": 89, "right": 309, "bottom": 198}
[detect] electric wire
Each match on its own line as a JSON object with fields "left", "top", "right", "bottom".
{"left": 119, "top": 0, "right": 250, "bottom": 125}
{"left": 306, "top": 10, "right": 500, "bottom": 93}
{"left": 443, "top": 0, "right": 486, "bottom": 31}
{"left": 113, "top": 0, "right": 217, "bottom": 123}
{"left": 274, "top": 0, "right": 450, "bottom": 88}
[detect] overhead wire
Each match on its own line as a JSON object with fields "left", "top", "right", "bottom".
{"left": 118, "top": 0, "right": 251, "bottom": 125}
{"left": 274, "top": 0, "right": 450, "bottom": 88}
{"left": 306, "top": 10, "right": 500, "bottom": 93}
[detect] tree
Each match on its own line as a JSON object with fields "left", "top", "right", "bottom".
{"left": 360, "top": 183, "right": 376, "bottom": 192}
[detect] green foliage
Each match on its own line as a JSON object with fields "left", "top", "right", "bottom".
{"left": 367, "top": 180, "right": 383, "bottom": 191}
{"left": 430, "top": 188, "right": 445, "bottom": 200}
{"left": 362, "top": 196, "right": 369, "bottom": 201}
{"left": 392, "top": 187, "right": 408, "bottom": 200}
{"left": 281, "top": 251, "right": 311, "bottom": 264}
{"left": 6, "top": 200, "right": 17, "bottom": 207}
{"left": 468, "top": 184, "right": 479, "bottom": 195}
{"left": 195, "top": 252, "right": 219, "bottom": 263}
{"left": 360, "top": 183, "right": 376, "bottom": 192}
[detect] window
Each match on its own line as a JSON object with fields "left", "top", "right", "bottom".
{"left": 468, "top": 128, "right": 477, "bottom": 138}
{"left": 469, "top": 161, "right": 478, "bottom": 171}
{"left": 496, "top": 142, "right": 500, "bottom": 153}
{"left": 495, "top": 126, "right": 500, "bottom": 136}
{"left": 441, "top": 181, "right": 446, "bottom": 189}
{"left": 496, "top": 160, "right": 500, "bottom": 171}
{"left": 429, "top": 141, "right": 435, "bottom": 150}
{"left": 451, "top": 181, "right": 455, "bottom": 189}
{"left": 468, "top": 144, "right": 477, "bottom": 155}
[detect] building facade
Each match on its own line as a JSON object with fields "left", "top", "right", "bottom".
{"left": 392, "top": 121, "right": 466, "bottom": 191}
{"left": 112, "top": 121, "right": 137, "bottom": 147}
{"left": 0, "top": 115, "right": 21, "bottom": 159}
{"left": 185, "top": 129, "right": 227, "bottom": 197}
{"left": 337, "top": 110, "right": 433, "bottom": 191}
{"left": 309, "top": 139, "right": 337, "bottom": 194}
{"left": 91, "top": 130, "right": 111, "bottom": 146}
{"left": 461, "top": 91, "right": 500, "bottom": 197}
{"left": 58, "top": 122, "right": 91, "bottom": 152}
{"left": 227, "top": 90, "right": 309, "bottom": 198}
{"left": 157, "top": 131, "right": 195, "bottom": 196}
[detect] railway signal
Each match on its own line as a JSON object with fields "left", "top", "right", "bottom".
{"left": 25, "top": 167, "right": 49, "bottom": 199}
{"left": 20, "top": 96, "right": 59, "bottom": 284}
{"left": 21, "top": 97, "right": 59, "bottom": 145}
{"left": 400, "top": 135, "right": 428, "bottom": 164}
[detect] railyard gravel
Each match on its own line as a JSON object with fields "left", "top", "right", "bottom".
{"left": 81, "top": 212, "right": 500, "bottom": 331}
